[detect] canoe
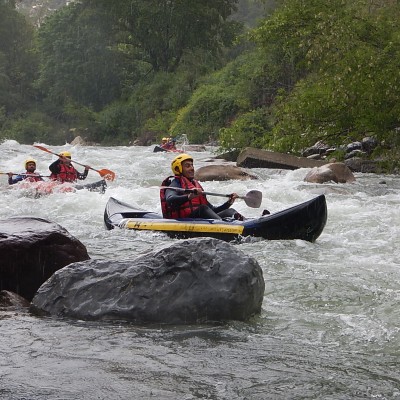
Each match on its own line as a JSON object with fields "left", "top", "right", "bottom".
{"left": 153, "top": 145, "right": 183, "bottom": 153}
{"left": 104, "top": 194, "right": 327, "bottom": 242}
{"left": 12, "top": 179, "right": 107, "bottom": 197}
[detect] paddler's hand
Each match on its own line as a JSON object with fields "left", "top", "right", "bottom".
{"left": 84, "top": 165, "right": 90, "bottom": 171}
{"left": 228, "top": 193, "right": 239, "bottom": 205}
{"left": 188, "top": 188, "right": 203, "bottom": 200}
{"left": 7, "top": 172, "right": 13, "bottom": 178}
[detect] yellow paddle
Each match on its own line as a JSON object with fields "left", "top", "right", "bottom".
{"left": 33, "top": 145, "right": 116, "bottom": 181}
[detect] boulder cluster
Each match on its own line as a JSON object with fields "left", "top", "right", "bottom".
{"left": 1, "top": 218, "right": 265, "bottom": 325}
{"left": 302, "top": 137, "right": 380, "bottom": 173}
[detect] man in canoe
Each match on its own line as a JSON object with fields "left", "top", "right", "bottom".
{"left": 7, "top": 158, "right": 44, "bottom": 185}
{"left": 160, "top": 153, "right": 244, "bottom": 220}
{"left": 49, "top": 151, "right": 90, "bottom": 183}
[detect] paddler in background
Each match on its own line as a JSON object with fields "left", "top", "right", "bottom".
{"left": 160, "top": 153, "right": 244, "bottom": 220}
{"left": 7, "top": 158, "right": 44, "bottom": 185}
{"left": 165, "top": 138, "right": 177, "bottom": 151}
{"left": 49, "top": 151, "right": 90, "bottom": 183}
{"left": 160, "top": 137, "right": 169, "bottom": 149}
{"left": 160, "top": 137, "right": 178, "bottom": 151}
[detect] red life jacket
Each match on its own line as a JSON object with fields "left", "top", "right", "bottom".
{"left": 160, "top": 175, "right": 208, "bottom": 218}
{"left": 25, "top": 174, "right": 42, "bottom": 182}
{"left": 50, "top": 163, "right": 77, "bottom": 183}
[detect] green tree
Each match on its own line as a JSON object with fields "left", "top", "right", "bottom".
{"left": 93, "top": 0, "right": 241, "bottom": 73}
{"left": 0, "top": 0, "right": 37, "bottom": 114}
{"left": 261, "top": 0, "right": 400, "bottom": 152}
{"left": 36, "top": 2, "right": 131, "bottom": 111}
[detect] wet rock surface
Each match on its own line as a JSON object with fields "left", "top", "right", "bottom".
{"left": 195, "top": 164, "right": 258, "bottom": 181}
{"left": 304, "top": 163, "right": 356, "bottom": 184}
{"left": 0, "top": 217, "right": 89, "bottom": 301}
{"left": 31, "top": 238, "right": 265, "bottom": 324}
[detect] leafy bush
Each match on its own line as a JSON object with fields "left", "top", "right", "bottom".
{"left": 1, "top": 111, "right": 63, "bottom": 144}
{"left": 219, "top": 108, "right": 271, "bottom": 151}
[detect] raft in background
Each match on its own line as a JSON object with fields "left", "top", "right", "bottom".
{"left": 11, "top": 179, "right": 107, "bottom": 197}
{"left": 104, "top": 195, "right": 327, "bottom": 242}
{"left": 153, "top": 145, "right": 183, "bottom": 153}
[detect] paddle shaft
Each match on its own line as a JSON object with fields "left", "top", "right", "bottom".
{"left": 34, "top": 147, "right": 95, "bottom": 171}
{"left": 159, "top": 186, "right": 262, "bottom": 208}
{"left": 33, "top": 145, "right": 116, "bottom": 181}
{"left": 0, "top": 172, "right": 50, "bottom": 178}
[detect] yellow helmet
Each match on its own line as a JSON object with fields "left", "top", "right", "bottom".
{"left": 24, "top": 158, "right": 36, "bottom": 169}
{"left": 171, "top": 153, "right": 193, "bottom": 175}
{"left": 59, "top": 151, "right": 72, "bottom": 158}
{"left": 162, "top": 137, "right": 168, "bottom": 142}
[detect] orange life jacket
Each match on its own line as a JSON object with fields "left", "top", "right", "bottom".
{"left": 50, "top": 163, "right": 77, "bottom": 183}
{"left": 160, "top": 176, "right": 208, "bottom": 218}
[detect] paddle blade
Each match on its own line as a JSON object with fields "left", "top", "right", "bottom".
{"left": 33, "top": 145, "right": 55, "bottom": 155}
{"left": 97, "top": 168, "right": 116, "bottom": 181}
{"left": 242, "top": 190, "right": 262, "bottom": 208}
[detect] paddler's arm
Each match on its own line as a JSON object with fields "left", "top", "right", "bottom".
{"left": 165, "top": 188, "right": 191, "bottom": 208}
{"left": 76, "top": 166, "right": 90, "bottom": 180}
{"left": 49, "top": 159, "right": 61, "bottom": 174}
{"left": 7, "top": 172, "right": 22, "bottom": 185}
{"left": 165, "top": 180, "right": 197, "bottom": 208}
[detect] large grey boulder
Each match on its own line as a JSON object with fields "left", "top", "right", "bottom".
{"left": 237, "top": 147, "right": 327, "bottom": 169}
{"left": 182, "top": 145, "right": 207, "bottom": 152}
{"left": 0, "top": 217, "right": 89, "bottom": 301}
{"left": 195, "top": 165, "right": 258, "bottom": 181}
{"left": 304, "top": 162, "right": 356, "bottom": 184}
{"left": 344, "top": 158, "right": 379, "bottom": 173}
{"left": 31, "top": 238, "right": 265, "bottom": 324}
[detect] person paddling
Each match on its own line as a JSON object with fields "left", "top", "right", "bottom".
{"left": 160, "top": 154, "right": 244, "bottom": 220}
{"left": 49, "top": 151, "right": 90, "bottom": 183}
{"left": 7, "top": 158, "right": 44, "bottom": 185}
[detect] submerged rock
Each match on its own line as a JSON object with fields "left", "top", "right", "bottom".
{"left": 31, "top": 238, "right": 265, "bottom": 325}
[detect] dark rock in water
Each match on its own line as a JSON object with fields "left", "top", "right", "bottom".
{"left": 31, "top": 238, "right": 265, "bottom": 325}
{"left": 344, "top": 158, "right": 380, "bottom": 173}
{"left": 0, "top": 217, "right": 90, "bottom": 301}
{"left": 0, "top": 290, "right": 30, "bottom": 310}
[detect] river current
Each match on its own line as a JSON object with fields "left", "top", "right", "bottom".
{"left": 0, "top": 140, "right": 399, "bottom": 399}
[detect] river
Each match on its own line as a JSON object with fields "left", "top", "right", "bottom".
{"left": 1, "top": 140, "right": 400, "bottom": 399}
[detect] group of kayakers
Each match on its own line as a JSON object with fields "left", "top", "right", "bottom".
{"left": 6, "top": 149, "right": 243, "bottom": 220}
{"left": 6, "top": 151, "right": 90, "bottom": 185}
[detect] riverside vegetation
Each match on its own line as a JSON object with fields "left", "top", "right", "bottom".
{"left": 1, "top": 0, "right": 399, "bottom": 172}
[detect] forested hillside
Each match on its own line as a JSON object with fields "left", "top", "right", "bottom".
{"left": 1, "top": 0, "right": 399, "bottom": 171}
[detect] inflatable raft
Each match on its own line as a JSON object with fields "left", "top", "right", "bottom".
{"left": 104, "top": 195, "right": 327, "bottom": 242}
{"left": 153, "top": 145, "right": 183, "bottom": 153}
{"left": 12, "top": 179, "right": 107, "bottom": 197}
